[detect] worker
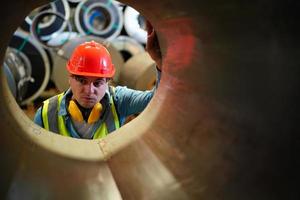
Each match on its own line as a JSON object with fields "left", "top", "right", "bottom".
{"left": 33, "top": 21, "right": 162, "bottom": 139}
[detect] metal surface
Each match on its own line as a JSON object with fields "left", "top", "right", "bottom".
{"left": 111, "top": 35, "right": 145, "bottom": 62}
{"left": 118, "top": 52, "right": 156, "bottom": 90}
{"left": 74, "top": 0, "right": 123, "bottom": 40}
{"left": 3, "top": 62, "right": 17, "bottom": 99}
{"left": 0, "top": 0, "right": 297, "bottom": 199}
{"left": 3, "top": 48, "right": 30, "bottom": 103}
{"left": 20, "top": 0, "right": 70, "bottom": 41}
{"left": 30, "top": 11, "right": 73, "bottom": 49}
{"left": 123, "top": 6, "right": 147, "bottom": 44}
{"left": 8, "top": 30, "right": 51, "bottom": 105}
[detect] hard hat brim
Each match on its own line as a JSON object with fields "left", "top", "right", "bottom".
{"left": 67, "top": 65, "right": 115, "bottom": 78}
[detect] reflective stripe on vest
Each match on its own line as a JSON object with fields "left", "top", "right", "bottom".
{"left": 41, "top": 89, "right": 120, "bottom": 139}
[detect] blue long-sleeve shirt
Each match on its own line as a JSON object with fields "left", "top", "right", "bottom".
{"left": 34, "top": 69, "right": 160, "bottom": 137}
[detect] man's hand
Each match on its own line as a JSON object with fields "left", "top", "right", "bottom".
{"left": 146, "top": 20, "right": 162, "bottom": 70}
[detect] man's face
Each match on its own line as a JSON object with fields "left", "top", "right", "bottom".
{"left": 69, "top": 74, "right": 108, "bottom": 108}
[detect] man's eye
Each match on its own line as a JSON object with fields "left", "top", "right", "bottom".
{"left": 75, "top": 77, "right": 87, "bottom": 85}
{"left": 93, "top": 81, "right": 102, "bottom": 87}
{"left": 80, "top": 79, "right": 87, "bottom": 84}
{"left": 93, "top": 79, "right": 106, "bottom": 87}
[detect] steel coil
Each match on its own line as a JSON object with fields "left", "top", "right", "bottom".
{"left": 20, "top": 0, "right": 70, "bottom": 41}
{"left": 30, "top": 11, "right": 73, "bottom": 49}
{"left": 74, "top": 0, "right": 123, "bottom": 40}
{"left": 3, "top": 62, "right": 17, "bottom": 99}
{"left": 111, "top": 35, "right": 145, "bottom": 62}
{"left": 123, "top": 6, "right": 147, "bottom": 44}
{"left": 8, "top": 30, "right": 51, "bottom": 105}
{"left": 118, "top": 52, "right": 156, "bottom": 91}
{"left": 67, "top": 0, "right": 81, "bottom": 4}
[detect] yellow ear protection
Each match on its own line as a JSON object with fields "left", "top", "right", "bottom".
{"left": 68, "top": 100, "right": 103, "bottom": 124}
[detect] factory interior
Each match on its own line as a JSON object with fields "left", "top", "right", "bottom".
{"left": 0, "top": 0, "right": 296, "bottom": 199}
{"left": 4, "top": 0, "right": 156, "bottom": 121}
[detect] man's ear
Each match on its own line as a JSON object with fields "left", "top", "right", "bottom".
{"left": 68, "top": 74, "right": 72, "bottom": 84}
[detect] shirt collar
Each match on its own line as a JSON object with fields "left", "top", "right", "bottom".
{"left": 58, "top": 88, "right": 72, "bottom": 116}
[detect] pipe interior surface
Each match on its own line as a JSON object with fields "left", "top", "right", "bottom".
{"left": 0, "top": 0, "right": 297, "bottom": 199}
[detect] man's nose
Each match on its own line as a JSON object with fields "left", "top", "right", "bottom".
{"left": 83, "top": 82, "right": 94, "bottom": 94}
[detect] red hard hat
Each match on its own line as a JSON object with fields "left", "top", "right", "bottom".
{"left": 67, "top": 41, "right": 115, "bottom": 78}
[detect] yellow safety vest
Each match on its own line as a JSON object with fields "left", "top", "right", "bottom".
{"left": 41, "top": 88, "right": 120, "bottom": 139}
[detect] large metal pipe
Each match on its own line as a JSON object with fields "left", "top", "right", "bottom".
{"left": 0, "top": 0, "right": 296, "bottom": 199}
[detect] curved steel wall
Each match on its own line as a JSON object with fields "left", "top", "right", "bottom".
{"left": 0, "top": 0, "right": 297, "bottom": 199}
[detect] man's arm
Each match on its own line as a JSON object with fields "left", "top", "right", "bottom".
{"left": 33, "top": 107, "right": 44, "bottom": 128}
{"left": 114, "top": 20, "right": 162, "bottom": 125}
{"left": 113, "top": 68, "right": 161, "bottom": 125}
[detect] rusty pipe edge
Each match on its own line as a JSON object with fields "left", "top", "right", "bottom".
{"left": 0, "top": 0, "right": 298, "bottom": 200}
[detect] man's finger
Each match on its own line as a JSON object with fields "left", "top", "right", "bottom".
{"left": 146, "top": 20, "right": 154, "bottom": 35}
